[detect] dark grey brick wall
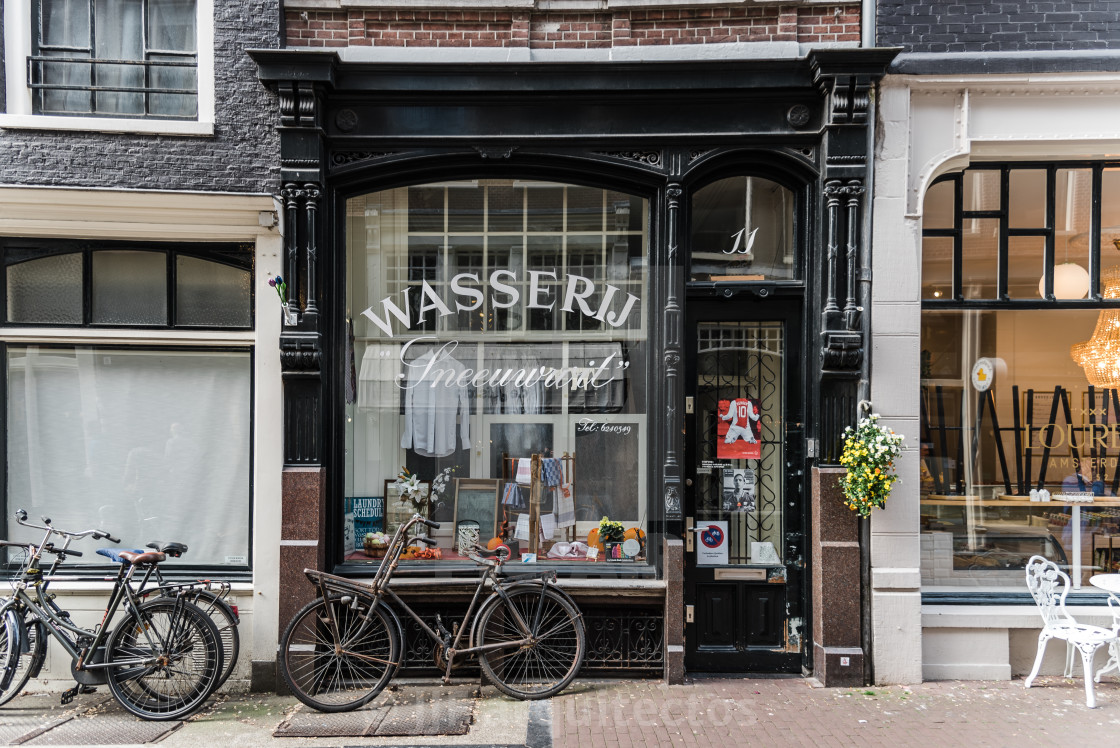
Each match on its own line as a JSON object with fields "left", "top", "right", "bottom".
{"left": 878, "top": 1, "right": 1120, "bottom": 53}
{"left": 0, "top": 0, "right": 280, "bottom": 194}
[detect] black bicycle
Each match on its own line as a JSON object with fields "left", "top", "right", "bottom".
{"left": 0, "top": 511, "right": 223, "bottom": 720}
{"left": 278, "top": 514, "right": 585, "bottom": 712}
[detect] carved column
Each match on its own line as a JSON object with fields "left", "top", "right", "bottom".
{"left": 663, "top": 179, "right": 684, "bottom": 522}
{"left": 823, "top": 180, "right": 843, "bottom": 320}
{"left": 843, "top": 179, "right": 865, "bottom": 331}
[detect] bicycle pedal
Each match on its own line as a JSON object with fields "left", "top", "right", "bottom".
{"left": 60, "top": 687, "right": 78, "bottom": 705}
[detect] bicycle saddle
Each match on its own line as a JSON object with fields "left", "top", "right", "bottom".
{"left": 146, "top": 541, "right": 188, "bottom": 557}
{"left": 117, "top": 550, "right": 166, "bottom": 565}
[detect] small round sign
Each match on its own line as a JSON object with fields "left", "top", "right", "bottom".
{"left": 622, "top": 538, "right": 641, "bottom": 557}
{"left": 971, "top": 358, "right": 995, "bottom": 392}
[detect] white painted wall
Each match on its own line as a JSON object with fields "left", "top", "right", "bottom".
{"left": 870, "top": 73, "right": 1120, "bottom": 684}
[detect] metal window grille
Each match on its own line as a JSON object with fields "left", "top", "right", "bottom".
{"left": 29, "top": 0, "right": 198, "bottom": 119}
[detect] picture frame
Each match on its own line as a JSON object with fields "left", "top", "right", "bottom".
{"left": 384, "top": 479, "right": 430, "bottom": 535}
{"left": 452, "top": 478, "right": 501, "bottom": 542}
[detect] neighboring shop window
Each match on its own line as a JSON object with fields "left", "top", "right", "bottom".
{"left": 2, "top": 239, "right": 253, "bottom": 328}
{"left": 344, "top": 180, "right": 650, "bottom": 566}
{"left": 920, "top": 164, "right": 1120, "bottom": 594}
{"left": 5, "top": 346, "right": 251, "bottom": 566}
{"left": 690, "top": 177, "right": 796, "bottom": 282}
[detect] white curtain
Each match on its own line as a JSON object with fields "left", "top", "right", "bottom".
{"left": 7, "top": 347, "right": 250, "bottom": 566}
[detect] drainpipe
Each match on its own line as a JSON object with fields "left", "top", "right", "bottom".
{"left": 857, "top": 76, "right": 878, "bottom": 687}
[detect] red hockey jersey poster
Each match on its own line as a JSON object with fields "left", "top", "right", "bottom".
{"left": 716, "top": 398, "right": 761, "bottom": 460}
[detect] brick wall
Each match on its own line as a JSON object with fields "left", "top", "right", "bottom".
{"left": 285, "top": 5, "right": 860, "bottom": 49}
{"left": 878, "top": 1, "right": 1120, "bottom": 52}
{"left": 0, "top": 0, "right": 280, "bottom": 194}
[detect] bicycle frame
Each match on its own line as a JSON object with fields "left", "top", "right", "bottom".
{"left": 307, "top": 514, "right": 575, "bottom": 684}
{"left": 0, "top": 519, "right": 192, "bottom": 681}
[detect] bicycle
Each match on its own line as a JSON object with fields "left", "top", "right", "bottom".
{"left": 0, "top": 510, "right": 223, "bottom": 720}
{"left": 102, "top": 541, "right": 241, "bottom": 690}
{"left": 278, "top": 514, "right": 585, "bottom": 712}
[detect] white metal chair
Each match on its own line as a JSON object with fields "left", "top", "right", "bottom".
{"left": 1024, "top": 555, "right": 1120, "bottom": 708}
{"left": 1095, "top": 595, "right": 1120, "bottom": 683}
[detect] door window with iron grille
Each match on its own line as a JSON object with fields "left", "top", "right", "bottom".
{"left": 31, "top": 0, "right": 198, "bottom": 118}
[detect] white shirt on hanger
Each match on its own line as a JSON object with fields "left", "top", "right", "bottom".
{"left": 400, "top": 350, "right": 471, "bottom": 457}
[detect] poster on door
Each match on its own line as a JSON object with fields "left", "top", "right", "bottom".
{"left": 696, "top": 521, "right": 729, "bottom": 565}
{"left": 716, "top": 397, "right": 762, "bottom": 460}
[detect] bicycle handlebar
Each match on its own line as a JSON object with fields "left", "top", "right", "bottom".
{"left": 420, "top": 518, "right": 440, "bottom": 530}
{"left": 414, "top": 535, "right": 438, "bottom": 547}
{"left": 15, "top": 510, "right": 117, "bottom": 542}
{"left": 42, "top": 544, "right": 82, "bottom": 557}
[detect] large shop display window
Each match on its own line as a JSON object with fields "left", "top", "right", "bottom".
{"left": 5, "top": 347, "right": 251, "bottom": 565}
{"left": 344, "top": 180, "right": 650, "bottom": 566}
{"left": 920, "top": 164, "right": 1120, "bottom": 594}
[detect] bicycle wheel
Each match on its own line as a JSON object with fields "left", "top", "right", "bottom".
{"left": 475, "top": 586, "right": 584, "bottom": 700}
{"left": 174, "top": 589, "right": 240, "bottom": 690}
{"left": 279, "top": 595, "right": 399, "bottom": 713}
{"left": 104, "top": 598, "right": 222, "bottom": 721}
{"left": 0, "top": 613, "right": 44, "bottom": 707}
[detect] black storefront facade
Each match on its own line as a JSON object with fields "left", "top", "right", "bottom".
{"left": 250, "top": 49, "right": 895, "bottom": 685}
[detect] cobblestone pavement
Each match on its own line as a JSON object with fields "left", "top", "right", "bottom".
{"left": 551, "top": 676, "right": 1120, "bottom": 748}
{"left": 4, "top": 675, "right": 1120, "bottom": 746}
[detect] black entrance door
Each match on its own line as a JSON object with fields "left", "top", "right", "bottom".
{"left": 683, "top": 298, "right": 805, "bottom": 672}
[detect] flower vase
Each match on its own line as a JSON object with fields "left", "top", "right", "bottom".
{"left": 282, "top": 303, "right": 299, "bottom": 327}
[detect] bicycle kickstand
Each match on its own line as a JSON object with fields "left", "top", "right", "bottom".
{"left": 442, "top": 647, "right": 456, "bottom": 685}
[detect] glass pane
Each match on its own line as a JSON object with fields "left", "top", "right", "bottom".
{"left": 408, "top": 187, "right": 444, "bottom": 232}
{"left": 93, "top": 0, "right": 144, "bottom": 115}
{"left": 1055, "top": 169, "right": 1092, "bottom": 284}
{"left": 149, "top": 54, "right": 197, "bottom": 118}
{"left": 447, "top": 185, "right": 484, "bottom": 233}
{"left": 42, "top": 0, "right": 90, "bottom": 47}
{"left": 1009, "top": 169, "right": 1047, "bottom": 228}
{"left": 40, "top": 51, "right": 92, "bottom": 114}
{"left": 962, "top": 218, "right": 998, "bottom": 299}
{"left": 694, "top": 322, "right": 784, "bottom": 565}
{"left": 6, "top": 346, "right": 250, "bottom": 565}
{"left": 148, "top": 0, "right": 196, "bottom": 51}
{"left": 92, "top": 250, "right": 167, "bottom": 325}
{"left": 486, "top": 185, "right": 523, "bottom": 232}
{"left": 1008, "top": 236, "right": 1045, "bottom": 299}
{"left": 1098, "top": 169, "right": 1120, "bottom": 284}
{"left": 922, "top": 236, "right": 953, "bottom": 300}
{"left": 690, "top": 177, "right": 796, "bottom": 282}
{"left": 175, "top": 256, "right": 250, "bottom": 327}
{"left": 7, "top": 253, "right": 83, "bottom": 324}
{"left": 963, "top": 169, "right": 1000, "bottom": 211}
{"left": 923, "top": 179, "right": 955, "bottom": 229}
{"left": 526, "top": 186, "right": 563, "bottom": 232}
{"left": 345, "top": 179, "right": 650, "bottom": 566}
{"left": 919, "top": 309, "right": 1114, "bottom": 593}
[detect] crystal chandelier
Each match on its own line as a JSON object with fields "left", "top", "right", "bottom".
{"left": 1072, "top": 266, "right": 1120, "bottom": 386}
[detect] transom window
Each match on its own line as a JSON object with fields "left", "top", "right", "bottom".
{"left": 2, "top": 238, "right": 252, "bottom": 328}
{"left": 30, "top": 0, "right": 198, "bottom": 119}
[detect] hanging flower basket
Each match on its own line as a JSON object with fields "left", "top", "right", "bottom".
{"left": 839, "top": 413, "right": 904, "bottom": 517}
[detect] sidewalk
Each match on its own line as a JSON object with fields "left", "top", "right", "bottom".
{"left": 0, "top": 675, "right": 1118, "bottom": 747}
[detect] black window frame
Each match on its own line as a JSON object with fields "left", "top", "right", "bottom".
{"left": 28, "top": 0, "right": 199, "bottom": 120}
{"left": 1, "top": 238, "right": 254, "bottom": 330}
{"left": 922, "top": 161, "right": 1120, "bottom": 310}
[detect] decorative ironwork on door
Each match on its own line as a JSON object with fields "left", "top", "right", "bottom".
{"left": 695, "top": 321, "right": 785, "bottom": 565}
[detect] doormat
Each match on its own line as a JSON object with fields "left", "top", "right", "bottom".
{"left": 274, "top": 685, "right": 477, "bottom": 738}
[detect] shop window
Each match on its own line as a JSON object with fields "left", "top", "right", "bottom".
{"left": 4, "top": 346, "right": 251, "bottom": 567}
{"left": 2, "top": 239, "right": 252, "bottom": 329}
{"left": 920, "top": 163, "right": 1120, "bottom": 595}
{"left": 344, "top": 180, "right": 649, "bottom": 567}
{"left": 689, "top": 177, "right": 796, "bottom": 283}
